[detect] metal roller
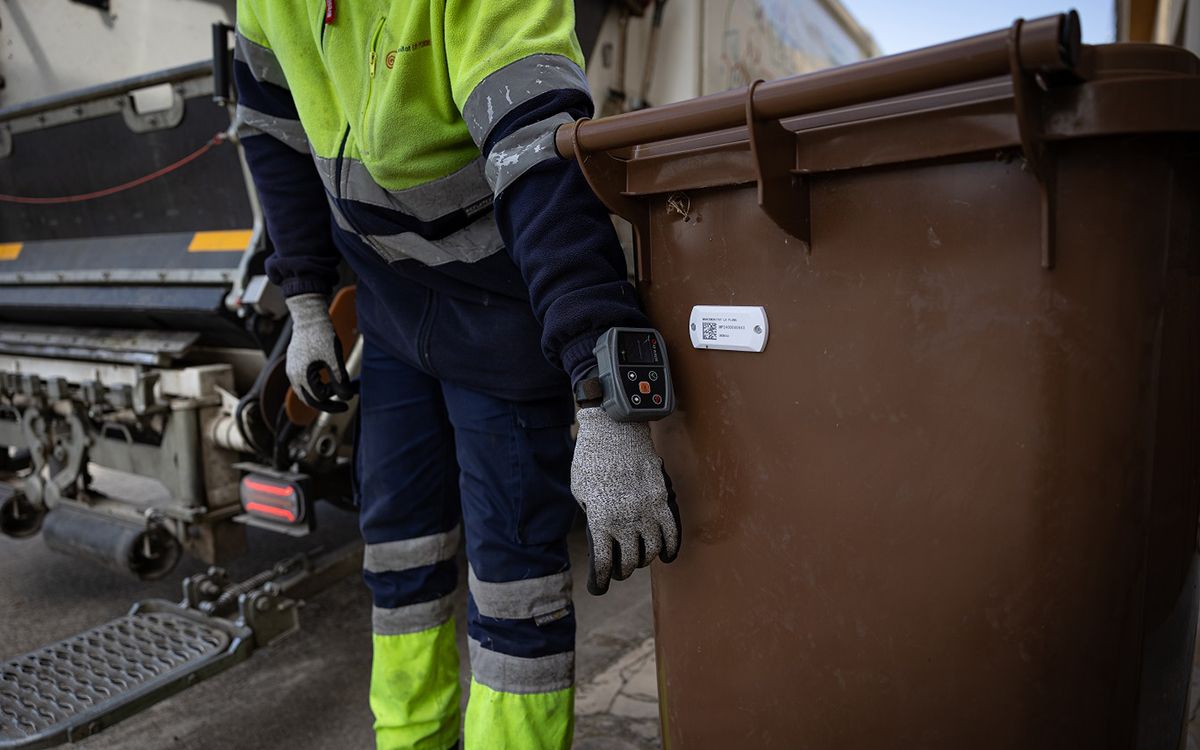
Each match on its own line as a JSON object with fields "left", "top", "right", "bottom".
{"left": 41, "top": 505, "right": 182, "bottom": 581}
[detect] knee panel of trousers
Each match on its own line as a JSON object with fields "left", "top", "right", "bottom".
{"left": 358, "top": 483, "right": 461, "bottom": 546}
{"left": 466, "top": 595, "right": 575, "bottom": 659}
{"left": 363, "top": 525, "right": 463, "bottom": 610}
{"left": 364, "top": 561, "right": 458, "bottom": 609}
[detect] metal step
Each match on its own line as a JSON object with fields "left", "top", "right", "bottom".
{"left": 0, "top": 602, "right": 251, "bottom": 750}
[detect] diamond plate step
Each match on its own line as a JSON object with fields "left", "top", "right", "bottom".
{"left": 0, "top": 602, "right": 251, "bottom": 750}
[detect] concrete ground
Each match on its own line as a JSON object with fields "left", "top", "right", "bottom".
{"left": 0, "top": 502, "right": 662, "bottom": 749}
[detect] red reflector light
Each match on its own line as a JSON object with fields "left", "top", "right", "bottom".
{"left": 240, "top": 476, "right": 303, "bottom": 524}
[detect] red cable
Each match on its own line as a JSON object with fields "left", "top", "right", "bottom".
{"left": 0, "top": 133, "right": 226, "bottom": 205}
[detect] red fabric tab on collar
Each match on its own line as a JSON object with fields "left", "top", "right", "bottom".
{"left": 325, "top": 0, "right": 335, "bottom": 23}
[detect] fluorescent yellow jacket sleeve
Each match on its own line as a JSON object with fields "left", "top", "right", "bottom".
{"left": 441, "top": 0, "right": 587, "bottom": 149}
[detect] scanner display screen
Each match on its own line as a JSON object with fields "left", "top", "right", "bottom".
{"left": 617, "top": 331, "right": 662, "bottom": 366}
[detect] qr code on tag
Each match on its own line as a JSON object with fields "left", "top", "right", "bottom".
{"left": 702, "top": 322, "right": 718, "bottom": 341}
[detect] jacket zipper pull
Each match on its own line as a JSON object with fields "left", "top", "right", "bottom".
{"left": 325, "top": 0, "right": 335, "bottom": 24}
{"left": 369, "top": 51, "right": 377, "bottom": 76}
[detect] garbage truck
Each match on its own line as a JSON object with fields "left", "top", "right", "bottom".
{"left": 0, "top": 1, "right": 876, "bottom": 747}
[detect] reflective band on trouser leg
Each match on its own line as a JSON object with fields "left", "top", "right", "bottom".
{"left": 372, "top": 620, "right": 462, "bottom": 750}
{"left": 467, "top": 564, "right": 571, "bottom": 622}
{"left": 365, "top": 525, "right": 462, "bottom": 575}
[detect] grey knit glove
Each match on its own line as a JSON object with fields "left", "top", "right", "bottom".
{"left": 571, "top": 407, "right": 681, "bottom": 595}
{"left": 285, "top": 293, "right": 356, "bottom": 413}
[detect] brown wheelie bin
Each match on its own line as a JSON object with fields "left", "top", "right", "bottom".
{"left": 557, "top": 12, "right": 1200, "bottom": 749}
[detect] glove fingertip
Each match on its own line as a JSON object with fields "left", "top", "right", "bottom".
{"left": 660, "top": 540, "right": 680, "bottom": 564}
{"left": 331, "top": 378, "right": 357, "bottom": 402}
{"left": 297, "top": 386, "right": 320, "bottom": 409}
{"left": 587, "top": 564, "right": 610, "bottom": 596}
{"left": 611, "top": 540, "right": 627, "bottom": 581}
{"left": 586, "top": 525, "right": 611, "bottom": 596}
{"left": 659, "top": 516, "right": 681, "bottom": 564}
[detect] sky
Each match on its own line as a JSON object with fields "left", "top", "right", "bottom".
{"left": 837, "top": 1, "right": 1117, "bottom": 55}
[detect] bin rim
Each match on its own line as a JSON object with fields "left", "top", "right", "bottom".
{"left": 555, "top": 16, "right": 1200, "bottom": 279}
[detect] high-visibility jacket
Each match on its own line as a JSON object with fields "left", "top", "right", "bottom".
{"left": 234, "top": 0, "right": 648, "bottom": 400}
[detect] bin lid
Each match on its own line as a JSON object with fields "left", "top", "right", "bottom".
{"left": 616, "top": 42, "right": 1200, "bottom": 198}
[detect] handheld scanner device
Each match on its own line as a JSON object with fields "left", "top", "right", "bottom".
{"left": 593, "top": 328, "right": 675, "bottom": 421}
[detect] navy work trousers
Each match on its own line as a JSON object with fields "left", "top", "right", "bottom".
{"left": 355, "top": 337, "right": 580, "bottom": 719}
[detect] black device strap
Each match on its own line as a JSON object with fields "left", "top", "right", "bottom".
{"left": 573, "top": 376, "right": 603, "bottom": 407}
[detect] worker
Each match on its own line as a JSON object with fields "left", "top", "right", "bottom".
{"left": 232, "top": 2, "right": 681, "bottom": 748}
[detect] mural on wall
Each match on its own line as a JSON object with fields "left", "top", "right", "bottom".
{"left": 704, "top": 0, "right": 873, "bottom": 94}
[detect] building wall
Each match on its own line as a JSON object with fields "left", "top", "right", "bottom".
{"left": 586, "top": 0, "right": 877, "bottom": 113}
{"left": 0, "top": 0, "right": 234, "bottom": 109}
{"left": 1119, "top": 0, "right": 1200, "bottom": 53}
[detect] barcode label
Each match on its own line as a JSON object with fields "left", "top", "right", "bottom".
{"left": 690, "top": 305, "right": 769, "bottom": 353}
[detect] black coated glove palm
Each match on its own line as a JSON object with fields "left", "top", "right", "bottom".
{"left": 570, "top": 407, "right": 681, "bottom": 595}
{"left": 284, "top": 293, "right": 357, "bottom": 413}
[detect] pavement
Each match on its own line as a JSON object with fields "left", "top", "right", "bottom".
{"left": 0, "top": 499, "right": 662, "bottom": 749}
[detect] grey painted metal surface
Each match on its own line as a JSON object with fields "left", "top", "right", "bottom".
{"left": 0, "top": 327, "right": 198, "bottom": 367}
{"left": 0, "top": 607, "right": 249, "bottom": 749}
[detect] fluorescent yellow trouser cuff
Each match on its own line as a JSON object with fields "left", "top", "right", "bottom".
{"left": 371, "top": 621, "right": 461, "bottom": 750}
{"left": 464, "top": 678, "right": 574, "bottom": 750}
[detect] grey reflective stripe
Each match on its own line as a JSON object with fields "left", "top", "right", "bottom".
{"left": 484, "top": 112, "right": 572, "bottom": 197}
{"left": 364, "top": 525, "right": 461, "bottom": 573}
{"left": 462, "top": 54, "right": 590, "bottom": 148}
{"left": 313, "top": 155, "right": 339, "bottom": 196}
{"left": 363, "top": 212, "right": 504, "bottom": 267}
{"left": 467, "top": 565, "right": 572, "bottom": 621}
{"left": 469, "top": 638, "right": 574, "bottom": 694}
{"left": 311, "top": 154, "right": 501, "bottom": 268}
{"left": 312, "top": 155, "right": 493, "bottom": 223}
{"left": 373, "top": 597, "right": 455, "bottom": 636}
{"left": 326, "top": 197, "right": 354, "bottom": 233}
{"left": 236, "top": 104, "right": 308, "bottom": 154}
{"left": 344, "top": 157, "right": 492, "bottom": 221}
{"left": 233, "top": 32, "right": 289, "bottom": 90}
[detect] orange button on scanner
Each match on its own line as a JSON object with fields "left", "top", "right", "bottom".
{"left": 638, "top": 381, "right": 652, "bottom": 394}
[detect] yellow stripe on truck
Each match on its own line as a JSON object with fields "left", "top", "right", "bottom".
{"left": 188, "top": 230, "right": 253, "bottom": 252}
{"left": 0, "top": 243, "right": 22, "bottom": 260}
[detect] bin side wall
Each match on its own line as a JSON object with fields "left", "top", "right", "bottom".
{"left": 646, "top": 137, "right": 1200, "bottom": 748}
